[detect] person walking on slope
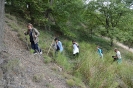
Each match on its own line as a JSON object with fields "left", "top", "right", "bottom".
{"left": 24, "top": 23, "right": 42, "bottom": 55}
{"left": 72, "top": 40, "right": 79, "bottom": 56}
{"left": 112, "top": 48, "right": 122, "bottom": 64}
{"left": 97, "top": 46, "right": 103, "bottom": 58}
{"left": 53, "top": 38, "right": 63, "bottom": 53}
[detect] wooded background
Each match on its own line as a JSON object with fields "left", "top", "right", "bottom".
{"left": 5, "top": 0, "right": 133, "bottom": 47}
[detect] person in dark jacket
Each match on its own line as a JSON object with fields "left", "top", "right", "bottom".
{"left": 25, "top": 23, "right": 42, "bottom": 55}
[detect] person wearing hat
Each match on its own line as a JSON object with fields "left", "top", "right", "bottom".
{"left": 53, "top": 38, "right": 63, "bottom": 53}
{"left": 112, "top": 48, "right": 122, "bottom": 64}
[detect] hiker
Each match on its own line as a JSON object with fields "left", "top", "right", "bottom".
{"left": 97, "top": 46, "right": 103, "bottom": 58}
{"left": 24, "top": 23, "right": 42, "bottom": 55}
{"left": 53, "top": 38, "right": 63, "bottom": 53}
{"left": 112, "top": 48, "right": 122, "bottom": 64}
{"left": 72, "top": 40, "right": 79, "bottom": 56}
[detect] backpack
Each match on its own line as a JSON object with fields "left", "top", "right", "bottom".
{"left": 75, "top": 43, "right": 79, "bottom": 48}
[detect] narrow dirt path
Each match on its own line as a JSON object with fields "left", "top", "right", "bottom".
{"left": 115, "top": 42, "right": 133, "bottom": 53}
{"left": 104, "top": 37, "right": 133, "bottom": 53}
{"left": 3, "top": 18, "right": 69, "bottom": 88}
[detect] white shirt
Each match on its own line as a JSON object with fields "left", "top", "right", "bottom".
{"left": 116, "top": 51, "right": 121, "bottom": 59}
{"left": 73, "top": 44, "right": 79, "bottom": 54}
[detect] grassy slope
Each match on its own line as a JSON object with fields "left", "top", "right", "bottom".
{"left": 6, "top": 13, "right": 133, "bottom": 88}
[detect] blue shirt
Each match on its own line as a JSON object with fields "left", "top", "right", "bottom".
{"left": 97, "top": 48, "right": 103, "bottom": 56}
{"left": 57, "top": 41, "right": 63, "bottom": 52}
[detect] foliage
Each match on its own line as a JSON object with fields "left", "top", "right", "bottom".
{"left": 5, "top": 0, "right": 133, "bottom": 46}
{"left": 83, "top": 0, "right": 133, "bottom": 46}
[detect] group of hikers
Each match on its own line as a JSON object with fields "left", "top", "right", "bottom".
{"left": 24, "top": 23, "right": 122, "bottom": 64}
{"left": 97, "top": 46, "right": 122, "bottom": 64}
{"left": 24, "top": 23, "right": 79, "bottom": 56}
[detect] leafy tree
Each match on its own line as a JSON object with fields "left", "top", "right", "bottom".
{"left": 51, "top": 0, "right": 85, "bottom": 37}
{"left": 84, "top": 0, "right": 131, "bottom": 46}
{"left": 6, "top": 0, "right": 48, "bottom": 25}
{"left": 116, "top": 11, "right": 133, "bottom": 48}
{"left": 5, "top": 0, "right": 133, "bottom": 47}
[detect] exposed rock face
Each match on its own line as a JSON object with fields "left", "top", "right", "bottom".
{"left": 0, "top": 1, "right": 5, "bottom": 87}
{"left": 0, "top": 0, "right": 5, "bottom": 52}
{"left": 0, "top": 13, "right": 70, "bottom": 88}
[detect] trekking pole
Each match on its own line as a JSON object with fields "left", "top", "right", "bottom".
{"left": 47, "top": 39, "right": 54, "bottom": 55}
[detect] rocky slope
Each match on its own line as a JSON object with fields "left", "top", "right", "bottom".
{"left": 0, "top": 16, "right": 70, "bottom": 88}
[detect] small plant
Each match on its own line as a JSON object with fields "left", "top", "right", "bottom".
{"left": 45, "top": 83, "right": 55, "bottom": 88}
{"left": 30, "top": 49, "right": 34, "bottom": 54}
{"left": 3, "top": 59, "right": 20, "bottom": 72}
{"left": 43, "top": 56, "right": 52, "bottom": 63}
{"left": 32, "top": 74, "right": 43, "bottom": 83}
{"left": 66, "top": 77, "right": 86, "bottom": 88}
{"left": 66, "top": 79, "right": 75, "bottom": 87}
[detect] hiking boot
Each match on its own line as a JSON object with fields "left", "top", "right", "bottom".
{"left": 39, "top": 49, "right": 42, "bottom": 54}
{"left": 33, "top": 51, "right": 37, "bottom": 55}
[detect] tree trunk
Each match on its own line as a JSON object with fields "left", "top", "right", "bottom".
{"left": 28, "top": 2, "right": 34, "bottom": 24}
{"left": 90, "top": 28, "right": 93, "bottom": 38}
{"left": 0, "top": 0, "right": 5, "bottom": 51}
{"left": 50, "top": 0, "right": 54, "bottom": 6}
{"left": 106, "top": 18, "right": 109, "bottom": 33}
{"left": 110, "top": 38, "right": 114, "bottom": 46}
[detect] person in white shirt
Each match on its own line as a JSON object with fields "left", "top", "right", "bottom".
{"left": 112, "top": 48, "right": 122, "bottom": 63}
{"left": 72, "top": 40, "right": 79, "bottom": 56}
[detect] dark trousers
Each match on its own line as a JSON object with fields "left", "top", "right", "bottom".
{"left": 31, "top": 42, "right": 40, "bottom": 52}
{"left": 73, "top": 53, "right": 79, "bottom": 58}
{"left": 112, "top": 56, "right": 118, "bottom": 61}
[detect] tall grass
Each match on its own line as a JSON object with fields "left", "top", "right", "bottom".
{"left": 73, "top": 42, "right": 133, "bottom": 88}
{"left": 55, "top": 53, "right": 73, "bottom": 72}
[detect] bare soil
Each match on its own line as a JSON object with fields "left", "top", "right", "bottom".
{"left": 1, "top": 17, "right": 70, "bottom": 88}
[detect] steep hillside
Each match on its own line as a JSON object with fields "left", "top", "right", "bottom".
{"left": 1, "top": 14, "right": 133, "bottom": 88}
{"left": 0, "top": 14, "right": 72, "bottom": 88}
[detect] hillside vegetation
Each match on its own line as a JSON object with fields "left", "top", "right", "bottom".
{"left": 4, "top": 0, "right": 133, "bottom": 88}
{"left": 5, "top": 13, "right": 133, "bottom": 88}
